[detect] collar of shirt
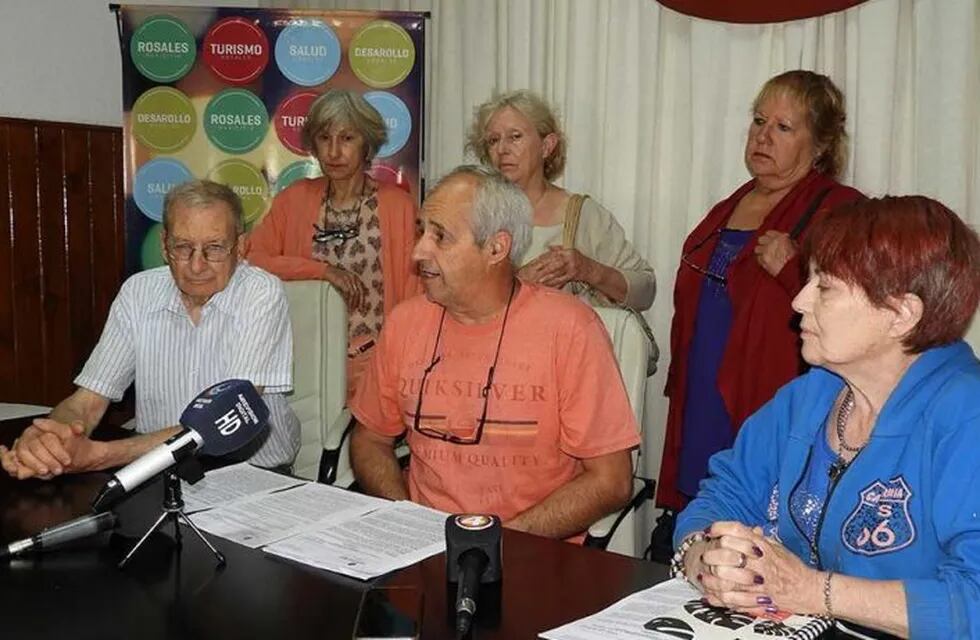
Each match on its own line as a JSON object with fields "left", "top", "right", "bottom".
{"left": 149, "top": 262, "right": 250, "bottom": 320}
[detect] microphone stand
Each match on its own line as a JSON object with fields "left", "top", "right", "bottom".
{"left": 118, "top": 469, "right": 226, "bottom": 569}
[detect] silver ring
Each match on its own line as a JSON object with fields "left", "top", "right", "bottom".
{"left": 736, "top": 552, "right": 747, "bottom": 569}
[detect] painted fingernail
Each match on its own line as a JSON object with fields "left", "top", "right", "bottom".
{"left": 756, "top": 596, "right": 772, "bottom": 605}
{"left": 753, "top": 545, "right": 764, "bottom": 557}
{"left": 703, "top": 526, "right": 712, "bottom": 535}
{"left": 765, "top": 605, "right": 779, "bottom": 614}
{"left": 754, "top": 575, "right": 765, "bottom": 585}
{"left": 696, "top": 573, "right": 703, "bottom": 583}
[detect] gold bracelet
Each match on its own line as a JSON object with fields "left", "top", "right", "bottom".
{"left": 823, "top": 570, "right": 835, "bottom": 618}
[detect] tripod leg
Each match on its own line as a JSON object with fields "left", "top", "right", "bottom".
{"left": 172, "top": 513, "right": 183, "bottom": 549}
{"left": 119, "top": 510, "right": 171, "bottom": 569}
{"left": 176, "top": 510, "right": 226, "bottom": 567}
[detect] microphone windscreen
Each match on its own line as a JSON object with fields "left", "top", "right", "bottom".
{"left": 179, "top": 379, "right": 270, "bottom": 456}
{"left": 445, "top": 514, "right": 503, "bottom": 583}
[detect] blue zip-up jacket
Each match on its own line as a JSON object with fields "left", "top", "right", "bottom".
{"left": 676, "top": 341, "right": 980, "bottom": 638}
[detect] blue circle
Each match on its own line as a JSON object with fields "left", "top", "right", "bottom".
{"left": 133, "top": 157, "right": 193, "bottom": 221}
{"left": 274, "top": 21, "right": 340, "bottom": 87}
{"left": 364, "top": 91, "right": 412, "bottom": 158}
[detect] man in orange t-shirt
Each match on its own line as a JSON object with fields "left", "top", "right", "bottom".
{"left": 350, "top": 165, "right": 640, "bottom": 540}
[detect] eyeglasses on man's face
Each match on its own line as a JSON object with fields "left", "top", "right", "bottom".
{"left": 165, "top": 240, "right": 237, "bottom": 263}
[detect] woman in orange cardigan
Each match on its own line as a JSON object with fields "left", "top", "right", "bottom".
{"left": 247, "top": 89, "right": 419, "bottom": 397}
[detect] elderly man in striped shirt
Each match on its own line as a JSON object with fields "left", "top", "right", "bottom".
{"left": 0, "top": 180, "right": 300, "bottom": 479}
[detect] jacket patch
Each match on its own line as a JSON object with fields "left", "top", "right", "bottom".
{"left": 842, "top": 476, "right": 916, "bottom": 555}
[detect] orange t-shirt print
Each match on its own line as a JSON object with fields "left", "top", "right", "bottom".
{"left": 351, "top": 283, "right": 640, "bottom": 529}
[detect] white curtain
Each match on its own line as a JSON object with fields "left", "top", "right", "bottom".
{"left": 263, "top": 0, "right": 980, "bottom": 555}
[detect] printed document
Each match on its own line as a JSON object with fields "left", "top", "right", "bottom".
{"left": 540, "top": 578, "right": 831, "bottom": 640}
{"left": 264, "top": 501, "right": 447, "bottom": 580}
{"left": 181, "top": 462, "right": 305, "bottom": 513}
{"left": 189, "top": 482, "right": 386, "bottom": 548}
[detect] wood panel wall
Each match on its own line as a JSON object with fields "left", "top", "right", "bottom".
{"left": 0, "top": 117, "right": 125, "bottom": 406}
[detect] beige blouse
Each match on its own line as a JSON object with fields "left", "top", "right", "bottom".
{"left": 521, "top": 196, "right": 656, "bottom": 312}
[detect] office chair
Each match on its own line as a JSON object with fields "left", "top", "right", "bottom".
{"left": 282, "top": 280, "right": 351, "bottom": 483}
{"left": 583, "top": 307, "right": 656, "bottom": 556}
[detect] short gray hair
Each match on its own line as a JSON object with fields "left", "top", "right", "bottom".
{"left": 301, "top": 89, "right": 388, "bottom": 161}
{"left": 430, "top": 165, "right": 532, "bottom": 263}
{"left": 163, "top": 179, "right": 244, "bottom": 235}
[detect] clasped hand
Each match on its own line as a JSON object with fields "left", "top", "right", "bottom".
{"left": 323, "top": 264, "right": 370, "bottom": 313}
{"left": 518, "top": 246, "right": 595, "bottom": 289}
{"left": 0, "top": 419, "right": 102, "bottom": 479}
{"left": 754, "top": 231, "right": 797, "bottom": 277}
{"left": 687, "top": 521, "right": 823, "bottom": 618}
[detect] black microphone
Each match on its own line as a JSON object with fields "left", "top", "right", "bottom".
{"left": 91, "top": 379, "right": 269, "bottom": 512}
{"left": 445, "top": 514, "right": 502, "bottom": 638}
{"left": 1, "top": 511, "right": 118, "bottom": 560}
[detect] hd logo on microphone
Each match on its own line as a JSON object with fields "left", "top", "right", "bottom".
{"left": 215, "top": 408, "right": 243, "bottom": 436}
{"left": 213, "top": 394, "right": 262, "bottom": 436}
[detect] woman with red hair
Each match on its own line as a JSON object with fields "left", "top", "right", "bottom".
{"left": 672, "top": 196, "right": 980, "bottom": 638}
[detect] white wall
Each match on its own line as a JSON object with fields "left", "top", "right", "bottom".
{"left": 0, "top": 0, "right": 259, "bottom": 126}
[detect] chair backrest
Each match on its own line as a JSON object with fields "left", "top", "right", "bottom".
{"left": 592, "top": 308, "right": 649, "bottom": 428}
{"left": 589, "top": 307, "right": 652, "bottom": 556}
{"left": 282, "top": 280, "right": 348, "bottom": 480}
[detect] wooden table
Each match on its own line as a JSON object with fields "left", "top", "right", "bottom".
{"left": 0, "top": 420, "right": 667, "bottom": 639}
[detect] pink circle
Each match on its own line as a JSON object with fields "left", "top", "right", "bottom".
{"left": 273, "top": 91, "right": 319, "bottom": 156}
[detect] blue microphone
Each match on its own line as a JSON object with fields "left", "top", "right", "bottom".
{"left": 91, "top": 379, "right": 269, "bottom": 511}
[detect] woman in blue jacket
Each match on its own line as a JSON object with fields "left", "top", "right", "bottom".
{"left": 672, "top": 195, "right": 980, "bottom": 639}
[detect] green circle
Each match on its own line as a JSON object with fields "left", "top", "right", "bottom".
{"left": 273, "top": 160, "right": 321, "bottom": 195}
{"left": 208, "top": 159, "right": 269, "bottom": 225}
{"left": 131, "top": 87, "right": 197, "bottom": 153}
{"left": 130, "top": 15, "right": 197, "bottom": 83}
{"left": 348, "top": 20, "right": 416, "bottom": 89}
{"left": 140, "top": 223, "right": 166, "bottom": 269}
{"left": 203, "top": 89, "right": 270, "bottom": 154}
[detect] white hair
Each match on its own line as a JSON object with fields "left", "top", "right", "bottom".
{"left": 430, "top": 165, "right": 532, "bottom": 263}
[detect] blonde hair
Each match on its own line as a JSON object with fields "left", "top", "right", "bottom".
{"left": 301, "top": 89, "right": 388, "bottom": 161}
{"left": 465, "top": 90, "right": 567, "bottom": 182}
{"left": 753, "top": 70, "right": 849, "bottom": 178}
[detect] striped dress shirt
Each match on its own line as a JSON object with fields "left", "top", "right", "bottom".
{"left": 75, "top": 262, "right": 300, "bottom": 467}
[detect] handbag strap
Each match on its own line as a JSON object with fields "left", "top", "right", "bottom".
{"left": 788, "top": 187, "right": 832, "bottom": 240}
{"left": 562, "top": 194, "right": 588, "bottom": 248}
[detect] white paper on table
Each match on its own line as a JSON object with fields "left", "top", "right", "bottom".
{"left": 263, "top": 500, "right": 448, "bottom": 580}
{"left": 189, "top": 482, "right": 387, "bottom": 548}
{"left": 540, "top": 578, "right": 832, "bottom": 640}
{"left": 181, "top": 462, "right": 306, "bottom": 513}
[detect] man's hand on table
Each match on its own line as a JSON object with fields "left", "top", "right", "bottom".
{"left": 0, "top": 419, "right": 106, "bottom": 480}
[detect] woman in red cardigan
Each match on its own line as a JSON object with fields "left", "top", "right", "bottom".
{"left": 246, "top": 89, "right": 418, "bottom": 398}
{"left": 658, "top": 71, "right": 863, "bottom": 512}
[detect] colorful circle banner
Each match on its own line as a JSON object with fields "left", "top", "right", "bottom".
{"left": 117, "top": 7, "right": 426, "bottom": 275}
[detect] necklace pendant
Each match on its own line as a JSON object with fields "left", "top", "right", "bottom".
{"left": 828, "top": 458, "right": 846, "bottom": 481}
